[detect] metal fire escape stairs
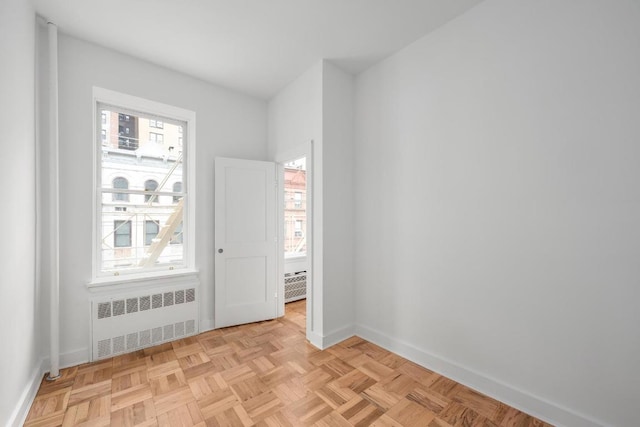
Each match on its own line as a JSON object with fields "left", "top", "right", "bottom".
{"left": 138, "top": 154, "right": 184, "bottom": 267}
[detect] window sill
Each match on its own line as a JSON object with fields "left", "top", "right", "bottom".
{"left": 285, "top": 254, "right": 307, "bottom": 262}
{"left": 87, "top": 268, "right": 199, "bottom": 292}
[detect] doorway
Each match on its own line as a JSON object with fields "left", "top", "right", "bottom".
{"left": 282, "top": 156, "right": 308, "bottom": 309}
{"left": 276, "top": 144, "right": 314, "bottom": 344}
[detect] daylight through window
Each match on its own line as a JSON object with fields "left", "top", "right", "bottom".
{"left": 284, "top": 157, "right": 306, "bottom": 257}
{"left": 96, "top": 100, "right": 188, "bottom": 276}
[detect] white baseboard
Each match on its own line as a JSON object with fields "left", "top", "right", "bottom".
{"left": 355, "top": 324, "right": 604, "bottom": 427}
{"left": 7, "top": 358, "right": 45, "bottom": 427}
{"left": 41, "top": 348, "right": 89, "bottom": 373}
{"left": 307, "top": 330, "right": 323, "bottom": 349}
{"left": 321, "top": 324, "right": 356, "bottom": 349}
{"left": 199, "top": 318, "right": 214, "bottom": 333}
{"left": 306, "top": 324, "right": 356, "bottom": 350}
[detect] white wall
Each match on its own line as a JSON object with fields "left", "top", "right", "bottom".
{"left": 268, "top": 62, "right": 323, "bottom": 158}
{"left": 321, "top": 62, "right": 355, "bottom": 339}
{"left": 354, "top": 1, "right": 640, "bottom": 426}
{"left": 44, "top": 34, "right": 267, "bottom": 361}
{"left": 268, "top": 61, "right": 356, "bottom": 347}
{"left": 268, "top": 62, "right": 324, "bottom": 342}
{"left": 0, "top": 0, "right": 40, "bottom": 425}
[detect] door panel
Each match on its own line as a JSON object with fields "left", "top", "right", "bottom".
{"left": 215, "top": 157, "right": 277, "bottom": 328}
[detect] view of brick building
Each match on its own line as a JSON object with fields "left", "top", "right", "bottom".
{"left": 283, "top": 161, "right": 306, "bottom": 257}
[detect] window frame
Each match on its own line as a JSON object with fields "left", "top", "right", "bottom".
{"left": 91, "top": 87, "right": 196, "bottom": 285}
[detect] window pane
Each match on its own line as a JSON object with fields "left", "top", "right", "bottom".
{"left": 100, "top": 108, "right": 184, "bottom": 193}
{"left": 144, "top": 180, "right": 159, "bottom": 202}
{"left": 112, "top": 177, "right": 129, "bottom": 202}
{"left": 171, "top": 222, "right": 183, "bottom": 245}
{"left": 173, "top": 182, "right": 182, "bottom": 203}
{"left": 100, "top": 196, "right": 184, "bottom": 272}
{"left": 145, "top": 220, "right": 159, "bottom": 246}
{"left": 98, "top": 103, "right": 188, "bottom": 275}
{"left": 114, "top": 220, "right": 131, "bottom": 248}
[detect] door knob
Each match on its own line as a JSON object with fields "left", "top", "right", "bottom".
{"left": 218, "top": 248, "right": 223, "bottom": 253}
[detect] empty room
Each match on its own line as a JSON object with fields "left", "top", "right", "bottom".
{"left": 1, "top": 0, "right": 639, "bottom": 426}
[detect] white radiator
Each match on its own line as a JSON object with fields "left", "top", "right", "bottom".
{"left": 284, "top": 271, "right": 307, "bottom": 302}
{"left": 90, "top": 282, "right": 199, "bottom": 361}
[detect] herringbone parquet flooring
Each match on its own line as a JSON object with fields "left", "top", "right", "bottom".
{"left": 25, "top": 300, "right": 553, "bottom": 426}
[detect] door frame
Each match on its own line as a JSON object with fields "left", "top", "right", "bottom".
{"left": 275, "top": 140, "right": 319, "bottom": 346}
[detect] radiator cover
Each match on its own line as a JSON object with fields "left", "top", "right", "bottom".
{"left": 90, "top": 282, "right": 199, "bottom": 361}
{"left": 284, "top": 271, "right": 307, "bottom": 302}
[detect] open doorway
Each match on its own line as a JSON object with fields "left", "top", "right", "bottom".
{"left": 276, "top": 141, "right": 317, "bottom": 346}
{"left": 282, "top": 157, "right": 307, "bottom": 320}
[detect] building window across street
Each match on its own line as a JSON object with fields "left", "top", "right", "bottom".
{"left": 114, "top": 220, "right": 132, "bottom": 248}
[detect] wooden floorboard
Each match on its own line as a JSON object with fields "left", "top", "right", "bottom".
{"left": 25, "top": 300, "right": 553, "bottom": 426}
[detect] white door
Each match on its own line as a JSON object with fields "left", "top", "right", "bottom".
{"left": 215, "top": 157, "right": 277, "bottom": 328}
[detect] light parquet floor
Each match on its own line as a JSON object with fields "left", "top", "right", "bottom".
{"left": 25, "top": 300, "right": 553, "bottom": 426}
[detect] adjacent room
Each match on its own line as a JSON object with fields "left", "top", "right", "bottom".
{"left": 1, "top": 0, "right": 639, "bottom": 426}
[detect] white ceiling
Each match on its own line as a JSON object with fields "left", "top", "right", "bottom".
{"left": 34, "top": 0, "right": 484, "bottom": 99}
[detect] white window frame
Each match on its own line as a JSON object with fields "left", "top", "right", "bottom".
{"left": 90, "top": 87, "right": 196, "bottom": 286}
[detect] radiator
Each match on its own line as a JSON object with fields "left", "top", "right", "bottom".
{"left": 284, "top": 271, "right": 307, "bottom": 302}
{"left": 90, "top": 282, "right": 199, "bottom": 361}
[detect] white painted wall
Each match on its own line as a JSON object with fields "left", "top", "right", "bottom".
{"left": 268, "top": 61, "right": 356, "bottom": 346}
{"left": 267, "top": 62, "right": 323, "bottom": 159}
{"left": 0, "top": 0, "right": 40, "bottom": 425}
{"left": 42, "top": 34, "right": 267, "bottom": 361}
{"left": 354, "top": 1, "right": 640, "bottom": 426}
{"left": 268, "top": 62, "right": 324, "bottom": 342}
{"left": 321, "top": 62, "right": 355, "bottom": 339}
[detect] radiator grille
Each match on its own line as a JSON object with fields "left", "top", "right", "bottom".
{"left": 152, "top": 294, "right": 162, "bottom": 309}
{"left": 97, "top": 302, "right": 111, "bottom": 319}
{"left": 127, "top": 298, "right": 138, "bottom": 313}
{"left": 91, "top": 285, "right": 198, "bottom": 361}
{"left": 175, "top": 290, "right": 185, "bottom": 304}
{"left": 113, "top": 300, "right": 125, "bottom": 316}
{"left": 284, "top": 271, "right": 307, "bottom": 302}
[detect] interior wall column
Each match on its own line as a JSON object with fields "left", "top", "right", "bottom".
{"left": 47, "top": 20, "right": 60, "bottom": 381}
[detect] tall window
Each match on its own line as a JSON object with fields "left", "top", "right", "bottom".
{"left": 114, "top": 221, "right": 131, "bottom": 248}
{"left": 144, "top": 180, "right": 159, "bottom": 202}
{"left": 173, "top": 182, "right": 182, "bottom": 203}
{"left": 144, "top": 220, "right": 159, "bottom": 246}
{"left": 95, "top": 88, "right": 194, "bottom": 278}
{"left": 112, "top": 177, "right": 129, "bottom": 202}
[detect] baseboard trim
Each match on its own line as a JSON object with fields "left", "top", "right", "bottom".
{"left": 355, "top": 324, "right": 604, "bottom": 427}
{"left": 7, "top": 358, "right": 46, "bottom": 427}
{"left": 307, "top": 330, "right": 323, "bottom": 349}
{"left": 199, "top": 318, "right": 214, "bottom": 333}
{"left": 306, "top": 324, "right": 356, "bottom": 350}
{"left": 321, "top": 324, "right": 355, "bottom": 349}
{"left": 40, "top": 348, "right": 90, "bottom": 375}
